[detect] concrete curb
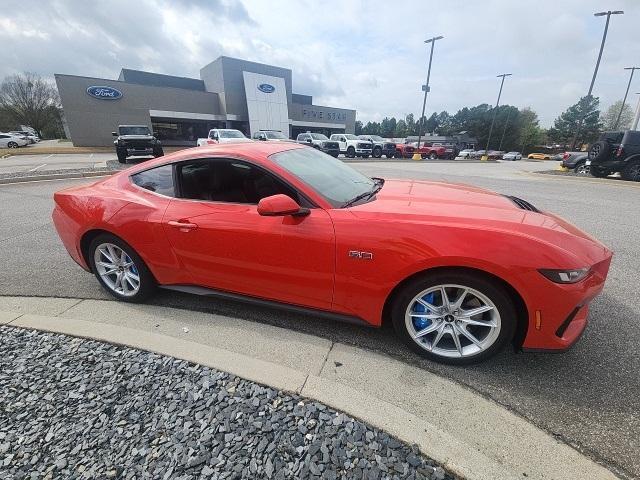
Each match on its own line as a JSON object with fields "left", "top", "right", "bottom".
{"left": 0, "top": 296, "right": 620, "bottom": 479}
{"left": 0, "top": 170, "right": 115, "bottom": 185}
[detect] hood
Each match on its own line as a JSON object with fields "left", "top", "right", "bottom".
{"left": 350, "top": 179, "right": 608, "bottom": 258}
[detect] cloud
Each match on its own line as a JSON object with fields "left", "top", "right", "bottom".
{"left": 1, "top": 0, "right": 639, "bottom": 126}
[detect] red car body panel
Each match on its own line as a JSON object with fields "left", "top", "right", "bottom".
{"left": 53, "top": 143, "right": 612, "bottom": 352}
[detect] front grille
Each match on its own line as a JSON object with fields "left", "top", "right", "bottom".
{"left": 504, "top": 195, "right": 540, "bottom": 212}
{"left": 124, "top": 140, "right": 152, "bottom": 148}
{"left": 405, "top": 146, "right": 415, "bottom": 153}
{"left": 357, "top": 142, "right": 372, "bottom": 149}
{"left": 384, "top": 143, "right": 395, "bottom": 149}
{"left": 323, "top": 142, "right": 339, "bottom": 149}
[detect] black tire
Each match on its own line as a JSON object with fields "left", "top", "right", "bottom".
{"left": 622, "top": 160, "right": 640, "bottom": 182}
{"left": 116, "top": 149, "right": 127, "bottom": 163}
{"left": 429, "top": 152, "right": 438, "bottom": 160}
{"left": 7, "top": 141, "right": 18, "bottom": 149}
{"left": 574, "top": 161, "right": 590, "bottom": 175}
{"left": 331, "top": 153, "right": 339, "bottom": 158}
{"left": 588, "top": 141, "right": 610, "bottom": 163}
{"left": 346, "top": 146, "right": 356, "bottom": 158}
{"left": 88, "top": 233, "right": 156, "bottom": 303}
{"left": 386, "top": 153, "right": 395, "bottom": 159}
{"left": 153, "top": 146, "right": 164, "bottom": 158}
{"left": 421, "top": 153, "right": 427, "bottom": 159}
{"left": 390, "top": 270, "right": 517, "bottom": 365}
{"left": 373, "top": 147, "right": 382, "bottom": 158}
{"left": 590, "top": 167, "right": 609, "bottom": 178}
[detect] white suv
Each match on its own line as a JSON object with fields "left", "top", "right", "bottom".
{"left": 197, "top": 129, "right": 251, "bottom": 146}
{"left": 330, "top": 134, "right": 373, "bottom": 158}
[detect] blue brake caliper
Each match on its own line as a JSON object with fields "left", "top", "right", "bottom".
{"left": 412, "top": 292, "right": 435, "bottom": 331}
{"left": 128, "top": 256, "right": 138, "bottom": 275}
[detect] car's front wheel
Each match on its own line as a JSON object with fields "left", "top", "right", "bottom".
{"left": 346, "top": 146, "right": 355, "bottom": 158}
{"left": 7, "top": 141, "right": 18, "bottom": 149}
{"left": 391, "top": 271, "right": 516, "bottom": 365}
{"left": 153, "top": 146, "right": 164, "bottom": 158}
{"left": 116, "top": 149, "right": 127, "bottom": 163}
{"left": 429, "top": 152, "right": 438, "bottom": 160}
{"left": 89, "top": 234, "right": 156, "bottom": 302}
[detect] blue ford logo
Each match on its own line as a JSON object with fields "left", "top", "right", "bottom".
{"left": 86, "top": 85, "right": 123, "bottom": 100}
{"left": 257, "top": 83, "right": 275, "bottom": 94}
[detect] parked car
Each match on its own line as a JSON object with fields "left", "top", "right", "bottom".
{"left": 502, "top": 152, "right": 522, "bottom": 161}
{"left": 587, "top": 130, "right": 640, "bottom": 181}
{"left": 487, "top": 151, "right": 505, "bottom": 160}
{"left": 52, "top": 142, "right": 612, "bottom": 364}
{"left": 0, "top": 133, "right": 29, "bottom": 148}
{"left": 471, "top": 150, "right": 487, "bottom": 159}
{"left": 458, "top": 149, "right": 475, "bottom": 158}
{"left": 112, "top": 125, "right": 164, "bottom": 163}
{"left": 197, "top": 129, "right": 251, "bottom": 146}
{"left": 433, "top": 143, "right": 458, "bottom": 159}
{"left": 253, "top": 130, "right": 292, "bottom": 142}
{"left": 329, "top": 134, "right": 373, "bottom": 158}
{"left": 296, "top": 133, "right": 340, "bottom": 157}
{"left": 561, "top": 152, "right": 589, "bottom": 174}
{"left": 9, "top": 131, "right": 39, "bottom": 144}
{"left": 527, "top": 152, "right": 552, "bottom": 160}
{"left": 395, "top": 141, "right": 416, "bottom": 158}
{"left": 358, "top": 135, "right": 396, "bottom": 158}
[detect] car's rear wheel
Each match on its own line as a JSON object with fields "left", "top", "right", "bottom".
{"left": 622, "top": 161, "right": 640, "bottom": 182}
{"left": 8, "top": 141, "right": 18, "bottom": 149}
{"left": 429, "top": 152, "right": 438, "bottom": 160}
{"left": 574, "top": 161, "right": 590, "bottom": 175}
{"left": 89, "top": 234, "right": 155, "bottom": 302}
{"left": 386, "top": 153, "right": 394, "bottom": 159}
{"left": 590, "top": 167, "right": 609, "bottom": 178}
{"left": 391, "top": 271, "right": 516, "bottom": 365}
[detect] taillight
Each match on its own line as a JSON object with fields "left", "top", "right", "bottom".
{"left": 562, "top": 152, "right": 569, "bottom": 160}
{"left": 616, "top": 146, "right": 624, "bottom": 157}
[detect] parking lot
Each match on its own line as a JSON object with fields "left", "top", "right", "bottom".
{"left": 0, "top": 157, "right": 639, "bottom": 478}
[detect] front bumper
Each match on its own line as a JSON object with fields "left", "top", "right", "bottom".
{"left": 521, "top": 256, "right": 612, "bottom": 351}
{"left": 355, "top": 149, "right": 372, "bottom": 155}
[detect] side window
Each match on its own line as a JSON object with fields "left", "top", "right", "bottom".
{"left": 177, "top": 159, "right": 300, "bottom": 205}
{"left": 340, "top": 136, "right": 346, "bottom": 142}
{"left": 131, "top": 164, "right": 175, "bottom": 197}
{"left": 298, "top": 134, "right": 308, "bottom": 141}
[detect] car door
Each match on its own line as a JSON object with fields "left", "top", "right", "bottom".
{"left": 334, "top": 135, "right": 347, "bottom": 152}
{"left": 162, "top": 157, "right": 336, "bottom": 310}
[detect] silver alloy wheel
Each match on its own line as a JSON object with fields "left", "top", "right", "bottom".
{"left": 405, "top": 284, "right": 501, "bottom": 359}
{"left": 94, "top": 243, "right": 140, "bottom": 297}
{"left": 576, "top": 163, "right": 590, "bottom": 175}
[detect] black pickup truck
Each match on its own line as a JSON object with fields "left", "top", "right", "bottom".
{"left": 112, "top": 125, "right": 163, "bottom": 163}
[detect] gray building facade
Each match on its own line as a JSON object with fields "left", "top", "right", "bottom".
{"left": 55, "top": 56, "right": 356, "bottom": 146}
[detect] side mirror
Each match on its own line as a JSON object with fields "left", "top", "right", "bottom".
{"left": 111, "top": 132, "right": 118, "bottom": 136}
{"left": 259, "top": 136, "right": 266, "bottom": 141}
{"left": 307, "top": 138, "right": 313, "bottom": 143}
{"left": 257, "top": 194, "right": 309, "bottom": 217}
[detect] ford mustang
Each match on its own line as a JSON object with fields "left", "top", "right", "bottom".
{"left": 52, "top": 143, "right": 612, "bottom": 364}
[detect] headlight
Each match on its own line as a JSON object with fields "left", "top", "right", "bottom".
{"left": 538, "top": 268, "right": 590, "bottom": 284}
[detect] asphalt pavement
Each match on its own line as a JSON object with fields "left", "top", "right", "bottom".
{"left": 0, "top": 152, "right": 113, "bottom": 174}
{"left": 0, "top": 159, "right": 638, "bottom": 478}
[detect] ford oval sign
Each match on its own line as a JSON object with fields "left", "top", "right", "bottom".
{"left": 257, "top": 83, "right": 275, "bottom": 94}
{"left": 86, "top": 85, "right": 123, "bottom": 100}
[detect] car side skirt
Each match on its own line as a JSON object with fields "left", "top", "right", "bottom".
{"left": 160, "top": 285, "right": 372, "bottom": 327}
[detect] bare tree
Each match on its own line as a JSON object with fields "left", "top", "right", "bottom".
{"left": 0, "top": 72, "right": 60, "bottom": 137}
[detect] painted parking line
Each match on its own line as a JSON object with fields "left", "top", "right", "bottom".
{"left": 28, "top": 163, "right": 47, "bottom": 172}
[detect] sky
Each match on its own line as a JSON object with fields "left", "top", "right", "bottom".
{"left": 0, "top": 0, "right": 638, "bottom": 127}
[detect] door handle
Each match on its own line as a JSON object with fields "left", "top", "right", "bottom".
{"left": 167, "top": 220, "right": 198, "bottom": 231}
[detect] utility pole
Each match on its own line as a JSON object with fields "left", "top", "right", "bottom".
{"left": 614, "top": 67, "right": 639, "bottom": 129}
{"left": 498, "top": 107, "right": 512, "bottom": 151}
{"left": 572, "top": 10, "right": 623, "bottom": 149}
{"left": 482, "top": 73, "right": 511, "bottom": 160}
{"left": 413, "top": 35, "right": 443, "bottom": 161}
{"left": 633, "top": 93, "right": 640, "bottom": 130}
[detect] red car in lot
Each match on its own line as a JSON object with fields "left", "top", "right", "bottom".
{"left": 394, "top": 142, "right": 416, "bottom": 158}
{"left": 53, "top": 143, "right": 612, "bottom": 364}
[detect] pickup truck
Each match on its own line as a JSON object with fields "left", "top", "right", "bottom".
{"left": 358, "top": 135, "right": 396, "bottom": 158}
{"left": 329, "top": 134, "right": 373, "bottom": 158}
{"left": 561, "top": 151, "right": 588, "bottom": 174}
{"left": 411, "top": 142, "right": 447, "bottom": 159}
{"left": 112, "top": 125, "right": 163, "bottom": 163}
{"left": 197, "top": 128, "right": 251, "bottom": 146}
{"left": 296, "top": 133, "right": 340, "bottom": 157}
{"left": 395, "top": 142, "right": 416, "bottom": 158}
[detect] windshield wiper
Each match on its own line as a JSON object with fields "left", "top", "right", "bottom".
{"left": 341, "top": 178, "right": 384, "bottom": 208}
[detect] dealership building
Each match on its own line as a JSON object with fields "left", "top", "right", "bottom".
{"left": 55, "top": 56, "right": 356, "bottom": 146}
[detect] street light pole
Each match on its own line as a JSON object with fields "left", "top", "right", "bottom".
{"left": 614, "top": 67, "right": 639, "bottom": 129}
{"left": 572, "top": 10, "right": 623, "bottom": 149}
{"left": 483, "top": 73, "right": 511, "bottom": 160}
{"left": 413, "top": 35, "right": 443, "bottom": 161}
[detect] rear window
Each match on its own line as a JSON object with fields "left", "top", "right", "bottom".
{"left": 622, "top": 131, "right": 640, "bottom": 146}
{"left": 131, "top": 164, "right": 175, "bottom": 197}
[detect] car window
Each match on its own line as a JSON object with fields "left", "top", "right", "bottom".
{"left": 270, "top": 147, "right": 376, "bottom": 208}
{"left": 177, "top": 159, "right": 299, "bottom": 205}
{"left": 310, "top": 133, "right": 328, "bottom": 140}
{"left": 219, "top": 130, "right": 245, "bottom": 139}
{"left": 119, "top": 126, "right": 150, "bottom": 135}
{"left": 265, "top": 131, "right": 287, "bottom": 139}
{"left": 0, "top": 135, "right": 8, "bottom": 139}
{"left": 298, "top": 134, "right": 309, "bottom": 141}
{"left": 131, "top": 164, "right": 175, "bottom": 197}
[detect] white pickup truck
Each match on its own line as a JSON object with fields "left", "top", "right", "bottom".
{"left": 329, "top": 134, "right": 373, "bottom": 158}
{"left": 197, "top": 129, "right": 252, "bottom": 146}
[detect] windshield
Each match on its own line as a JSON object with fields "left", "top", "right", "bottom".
{"left": 270, "top": 148, "right": 376, "bottom": 208}
{"left": 310, "top": 133, "right": 328, "bottom": 140}
{"left": 369, "top": 135, "right": 384, "bottom": 141}
{"left": 344, "top": 134, "right": 359, "bottom": 140}
{"left": 265, "top": 131, "right": 287, "bottom": 139}
{"left": 219, "top": 130, "right": 245, "bottom": 138}
{"left": 119, "top": 126, "right": 150, "bottom": 136}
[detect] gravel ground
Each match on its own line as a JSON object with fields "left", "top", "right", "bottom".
{"left": 0, "top": 327, "right": 456, "bottom": 480}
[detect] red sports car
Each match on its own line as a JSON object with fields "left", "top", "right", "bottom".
{"left": 53, "top": 143, "right": 612, "bottom": 364}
